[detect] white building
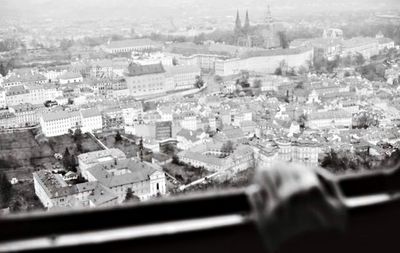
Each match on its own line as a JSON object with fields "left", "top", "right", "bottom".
{"left": 0, "top": 89, "right": 6, "bottom": 109}
{"left": 85, "top": 158, "right": 166, "bottom": 202}
{"left": 26, "top": 83, "right": 62, "bottom": 105}
{"left": 104, "top": 39, "right": 161, "bottom": 54}
{"left": 58, "top": 72, "right": 83, "bottom": 85}
{"left": 165, "top": 65, "right": 201, "bottom": 90}
{"left": 125, "top": 63, "right": 167, "bottom": 98}
{"left": 80, "top": 108, "right": 103, "bottom": 133}
{"left": 180, "top": 112, "right": 200, "bottom": 131}
{"left": 275, "top": 139, "right": 322, "bottom": 167}
{"left": 308, "top": 110, "right": 353, "bottom": 129}
{"left": 77, "top": 149, "right": 127, "bottom": 178}
{"left": 33, "top": 170, "right": 119, "bottom": 210}
{"left": 215, "top": 46, "right": 314, "bottom": 76}
{"left": 40, "top": 111, "right": 81, "bottom": 137}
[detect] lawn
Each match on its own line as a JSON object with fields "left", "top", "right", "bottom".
{"left": 163, "top": 162, "right": 210, "bottom": 185}
{"left": 0, "top": 130, "right": 102, "bottom": 170}
{"left": 7, "top": 181, "right": 45, "bottom": 213}
{"left": 97, "top": 132, "right": 153, "bottom": 161}
{"left": 0, "top": 130, "right": 53, "bottom": 168}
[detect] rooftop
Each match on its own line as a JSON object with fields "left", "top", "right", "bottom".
{"left": 125, "top": 63, "right": 165, "bottom": 77}
{"left": 106, "top": 39, "right": 159, "bottom": 49}
{"left": 78, "top": 149, "right": 127, "bottom": 166}
{"left": 87, "top": 159, "right": 160, "bottom": 188}
{"left": 41, "top": 110, "right": 80, "bottom": 122}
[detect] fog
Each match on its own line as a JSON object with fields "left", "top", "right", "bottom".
{"left": 0, "top": 0, "right": 399, "bottom": 20}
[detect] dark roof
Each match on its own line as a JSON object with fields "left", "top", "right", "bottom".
{"left": 125, "top": 63, "right": 165, "bottom": 77}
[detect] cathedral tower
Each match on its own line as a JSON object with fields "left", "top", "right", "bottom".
{"left": 243, "top": 10, "right": 250, "bottom": 34}
{"left": 234, "top": 10, "right": 242, "bottom": 36}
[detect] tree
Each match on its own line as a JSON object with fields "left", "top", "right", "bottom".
{"left": 73, "top": 128, "right": 83, "bottom": 141}
{"left": 214, "top": 75, "right": 223, "bottom": 84}
{"left": 253, "top": 79, "right": 262, "bottom": 88}
{"left": 62, "top": 147, "right": 76, "bottom": 171}
{"left": 221, "top": 141, "right": 234, "bottom": 155}
{"left": 194, "top": 75, "right": 205, "bottom": 89}
{"left": 124, "top": 188, "right": 140, "bottom": 203}
{"left": 193, "top": 33, "right": 206, "bottom": 45}
{"left": 297, "top": 114, "right": 308, "bottom": 129}
{"left": 60, "top": 39, "right": 74, "bottom": 51}
{"left": 0, "top": 172, "right": 12, "bottom": 207}
{"left": 172, "top": 155, "right": 181, "bottom": 165}
{"left": 115, "top": 131, "right": 123, "bottom": 143}
{"left": 278, "top": 31, "right": 289, "bottom": 49}
{"left": 355, "top": 53, "right": 366, "bottom": 66}
{"left": 163, "top": 143, "right": 176, "bottom": 155}
{"left": 274, "top": 67, "right": 282, "bottom": 75}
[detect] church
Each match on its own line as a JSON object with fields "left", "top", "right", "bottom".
{"left": 233, "top": 5, "right": 283, "bottom": 49}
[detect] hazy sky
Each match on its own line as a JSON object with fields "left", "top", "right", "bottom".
{"left": 0, "top": 0, "right": 399, "bottom": 20}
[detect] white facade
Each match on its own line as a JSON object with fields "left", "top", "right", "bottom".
{"left": 215, "top": 47, "right": 314, "bottom": 76}
{"left": 0, "top": 90, "right": 6, "bottom": 108}
{"left": 165, "top": 65, "right": 201, "bottom": 90}
{"left": 80, "top": 109, "right": 103, "bottom": 133}
{"left": 40, "top": 111, "right": 81, "bottom": 137}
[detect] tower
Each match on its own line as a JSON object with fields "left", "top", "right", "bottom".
{"left": 234, "top": 10, "right": 242, "bottom": 36}
{"left": 263, "top": 3, "right": 276, "bottom": 49}
{"left": 265, "top": 4, "right": 273, "bottom": 24}
{"left": 243, "top": 10, "right": 250, "bottom": 34}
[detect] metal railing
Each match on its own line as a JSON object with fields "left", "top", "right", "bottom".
{"left": 1, "top": 162, "right": 400, "bottom": 253}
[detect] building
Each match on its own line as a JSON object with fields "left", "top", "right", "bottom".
{"left": 155, "top": 121, "right": 173, "bottom": 141}
{"left": 104, "top": 39, "right": 161, "bottom": 54}
{"left": 102, "top": 107, "right": 124, "bottom": 129}
{"left": 180, "top": 111, "right": 201, "bottom": 131}
{"left": 322, "top": 28, "right": 344, "bottom": 40}
{"left": 33, "top": 170, "right": 118, "bottom": 210}
{"left": 2, "top": 71, "right": 47, "bottom": 88}
{"left": 78, "top": 149, "right": 127, "bottom": 178}
{"left": 0, "top": 110, "right": 17, "bottom": 129}
{"left": 308, "top": 110, "right": 353, "bottom": 129}
{"left": 178, "top": 144, "right": 254, "bottom": 173}
{"left": 165, "top": 65, "right": 201, "bottom": 90}
{"left": 5, "top": 85, "right": 30, "bottom": 106}
{"left": 250, "top": 140, "right": 279, "bottom": 169}
{"left": 85, "top": 158, "right": 166, "bottom": 202}
{"left": 375, "top": 32, "right": 395, "bottom": 51}
{"left": 121, "top": 102, "right": 143, "bottom": 126}
{"left": 26, "top": 83, "right": 62, "bottom": 105}
{"left": 0, "top": 88, "right": 6, "bottom": 108}
{"left": 274, "top": 139, "right": 322, "bottom": 167}
{"left": 9, "top": 103, "right": 44, "bottom": 127}
{"left": 80, "top": 108, "right": 103, "bottom": 133}
{"left": 40, "top": 111, "right": 81, "bottom": 137}
{"left": 89, "top": 78, "right": 128, "bottom": 98}
{"left": 215, "top": 46, "right": 313, "bottom": 76}
{"left": 125, "top": 63, "right": 167, "bottom": 98}
{"left": 58, "top": 72, "right": 83, "bottom": 85}
{"left": 341, "top": 37, "right": 380, "bottom": 59}
{"left": 34, "top": 156, "right": 167, "bottom": 210}
{"left": 178, "top": 54, "right": 222, "bottom": 72}
{"left": 291, "top": 38, "right": 342, "bottom": 60}
{"left": 176, "top": 128, "right": 209, "bottom": 150}
{"left": 233, "top": 6, "right": 282, "bottom": 49}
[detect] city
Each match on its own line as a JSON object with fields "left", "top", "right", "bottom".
{"left": 0, "top": 0, "right": 400, "bottom": 225}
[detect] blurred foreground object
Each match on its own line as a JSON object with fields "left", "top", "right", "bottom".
{"left": 249, "top": 162, "right": 346, "bottom": 252}
{"left": 1, "top": 161, "right": 400, "bottom": 252}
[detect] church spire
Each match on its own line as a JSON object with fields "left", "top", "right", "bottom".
{"left": 265, "top": 3, "right": 273, "bottom": 24}
{"left": 243, "top": 10, "right": 250, "bottom": 33}
{"left": 234, "top": 10, "right": 242, "bottom": 35}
